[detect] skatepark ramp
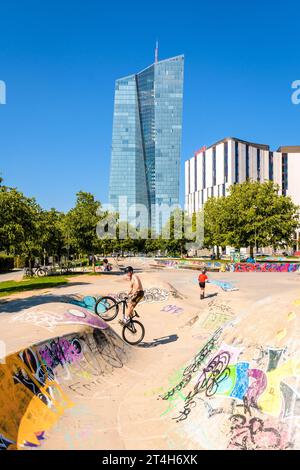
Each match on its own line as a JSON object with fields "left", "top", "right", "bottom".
{"left": 0, "top": 303, "right": 129, "bottom": 450}
{"left": 1, "top": 273, "right": 300, "bottom": 450}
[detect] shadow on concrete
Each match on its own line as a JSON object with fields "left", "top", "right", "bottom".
{"left": 96, "top": 271, "right": 127, "bottom": 276}
{"left": 203, "top": 293, "right": 218, "bottom": 299}
{"left": 138, "top": 334, "right": 178, "bottom": 348}
{"left": 0, "top": 285, "right": 90, "bottom": 314}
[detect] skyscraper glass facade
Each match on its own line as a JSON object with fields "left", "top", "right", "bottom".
{"left": 109, "top": 55, "right": 184, "bottom": 233}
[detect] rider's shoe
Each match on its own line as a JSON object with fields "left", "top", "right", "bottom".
{"left": 119, "top": 318, "right": 130, "bottom": 326}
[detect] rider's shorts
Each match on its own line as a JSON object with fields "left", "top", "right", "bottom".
{"left": 129, "top": 290, "right": 144, "bottom": 307}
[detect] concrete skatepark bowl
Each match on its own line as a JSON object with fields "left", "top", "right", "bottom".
{"left": 0, "top": 262, "right": 300, "bottom": 450}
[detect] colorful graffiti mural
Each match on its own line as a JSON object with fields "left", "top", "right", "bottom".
{"left": 160, "top": 329, "right": 300, "bottom": 450}
{"left": 155, "top": 259, "right": 222, "bottom": 271}
{"left": 9, "top": 303, "right": 108, "bottom": 332}
{"left": 232, "top": 263, "right": 300, "bottom": 273}
{"left": 207, "top": 280, "right": 239, "bottom": 292}
{"left": 0, "top": 328, "right": 126, "bottom": 450}
{"left": 155, "top": 258, "right": 300, "bottom": 273}
{"left": 0, "top": 343, "right": 74, "bottom": 449}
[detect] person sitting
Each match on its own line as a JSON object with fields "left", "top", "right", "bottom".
{"left": 102, "top": 259, "right": 112, "bottom": 272}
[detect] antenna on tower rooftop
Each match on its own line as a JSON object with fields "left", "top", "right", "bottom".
{"left": 155, "top": 40, "right": 159, "bottom": 63}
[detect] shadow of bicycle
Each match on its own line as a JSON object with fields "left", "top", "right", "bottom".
{"left": 138, "top": 334, "right": 178, "bottom": 348}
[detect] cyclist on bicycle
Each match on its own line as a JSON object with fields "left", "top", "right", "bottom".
{"left": 119, "top": 266, "right": 144, "bottom": 325}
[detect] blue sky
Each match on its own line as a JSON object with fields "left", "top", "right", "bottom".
{"left": 0, "top": 0, "right": 299, "bottom": 211}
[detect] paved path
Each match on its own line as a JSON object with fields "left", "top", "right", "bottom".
{"left": 0, "top": 270, "right": 23, "bottom": 282}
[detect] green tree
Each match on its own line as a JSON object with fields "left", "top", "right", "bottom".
{"left": 39, "top": 209, "right": 66, "bottom": 263}
{"left": 161, "top": 209, "right": 192, "bottom": 257}
{"left": 0, "top": 183, "right": 41, "bottom": 265}
{"left": 65, "top": 191, "right": 103, "bottom": 271}
{"left": 203, "top": 197, "right": 227, "bottom": 257}
{"left": 221, "top": 180, "right": 299, "bottom": 256}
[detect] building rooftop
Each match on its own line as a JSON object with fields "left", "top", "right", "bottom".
{"left": 277, "top": 146, "right": 300, "bottom": 153}
{"left": 206, "top": 137, "right": 270, "bottom": 151}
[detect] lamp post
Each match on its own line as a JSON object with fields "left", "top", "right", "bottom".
{"left": 253, "top": 205, "right": 258, "bottom": 260}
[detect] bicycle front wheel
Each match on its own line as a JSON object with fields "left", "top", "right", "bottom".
{"left": 95, "top": 296, "right": 119, "bottom": 321}
{"left": 122, "top": 320, "right": 145, "bottom": 345}
{"left": 36, "top": 268, "right": 47, "bottom": 277}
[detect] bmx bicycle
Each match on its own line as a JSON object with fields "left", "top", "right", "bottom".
{"left": 24, "top": 265, "right": 48, "bottom": 277}
{"left": 94, "top": 295, "right": 145, "bottom": 345}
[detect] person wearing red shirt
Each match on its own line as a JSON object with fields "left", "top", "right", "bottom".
{"left": 198, "top": 269, "right": 208, "bottom": 299}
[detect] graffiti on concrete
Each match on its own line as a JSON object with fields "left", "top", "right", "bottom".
{"left": 208, "top": 280, "right": 239, "bottom": 292}
{"left": 233, "top": 263, "right": 300, "bottom": 273}
{"left": 155, "top": 258, "right": 300, "bottom": 273}
{"left": 200, "top": 300, "right": 234, "bottom": 331}
{"left": 69, "top": 295, "right": 97, "bottom": 311}
{"left": 159, "top": 333, "right": 300, "bottom": 450}
{"left": 38, "top": 338, "right": 83, "bottom": 369}
{"left": 9, "top": 303, "right": 108, "bottom": 332}
{"left": 227, "top": 414, "right": 292, "bottom": 450}
{"left": 164, "top": 341, "right": 300, "bottom": 424}
{"left": 111, "top": 287, "right": 169, "bottom": 304}
{"left": 155, "top": 259, "right": 223, "bottom": 271}
{"left": 0, "top": 345, "right": 73, "bottom": 449}
{"left": 160, "top": 328, "right": 223, "bottom": 403}
{"left": 195, "top": 351, "right": 231, "bottom": 398}
{"left": 200, "top": 312, "right": 234, "bottom": 331}
{"left": 161, "top": 305, "right": 184, "bottom": 315}
{"left": 0, "top": 327, "right": 127, "bottom": 450}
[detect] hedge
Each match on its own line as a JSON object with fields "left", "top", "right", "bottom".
{"left": 0, "top": 255, "right": 14, "bottom": 272}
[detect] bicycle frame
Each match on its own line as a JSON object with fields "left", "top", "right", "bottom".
{"left": 103, "top": 298, "right": 139, "bottom": 320}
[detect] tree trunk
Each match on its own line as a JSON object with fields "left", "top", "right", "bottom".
{"left": 250, "top": 245, "right": 254, "bottom": 258}
{"left": 92, "top": 252, "right": 95, "bottom": 273}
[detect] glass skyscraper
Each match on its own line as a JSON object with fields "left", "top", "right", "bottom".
{"left": 109, "top": 54, "right": 184, "bottom": 233}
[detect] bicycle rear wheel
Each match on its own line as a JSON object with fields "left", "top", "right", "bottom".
{"left": 95, "top": 296, "right": 119, "bottom": 321}
{"left": 122, "top": 320, "right": 145, "bottom": 345}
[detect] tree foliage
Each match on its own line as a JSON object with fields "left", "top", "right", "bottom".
{"left": 203, "top": 180, "right": 299, "bottom": 255}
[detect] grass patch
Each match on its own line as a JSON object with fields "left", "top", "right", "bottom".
{"left": 0, "top": 275, "right": 75, "bottom": 297}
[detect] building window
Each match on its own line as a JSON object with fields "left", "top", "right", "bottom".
{"left": 224, "top": 142, "right": 228, "bottom": 183}
{"left": 202, "top": 151, "right": 206, "bottom": 188}
{"left": 269, "top": 152, "right": 273, "bottom": 181}
{"left": 282, "top": 153, "right": 288, "bottom": 196}
{"left": 212, "top": 146, "right": 216, "bottom": 186}
{"left": 257, "top": 149, "right": 261, "bottom": 181}
{"left": 235, "top": 141, "right": 239, "bottom": 183}
{"left": 246, "top": 145, "right": 249, "bottom": 179}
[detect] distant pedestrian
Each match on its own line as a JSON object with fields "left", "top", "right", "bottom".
{"left": 102, "top": 258, "right": 112, "bottom": 272}
{"left": 198, "top": 269, "right": 208, "bottom": 300}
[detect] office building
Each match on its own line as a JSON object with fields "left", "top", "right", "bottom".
{"left": 185, "top": 137, "right": 300, "bottom": 251}
{"left": 109, "top": 52, "right": 184, "bottom": 232}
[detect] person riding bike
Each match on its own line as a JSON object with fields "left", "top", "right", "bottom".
{"left": 119, "top": 266, "right": 144, "bottom": 325}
